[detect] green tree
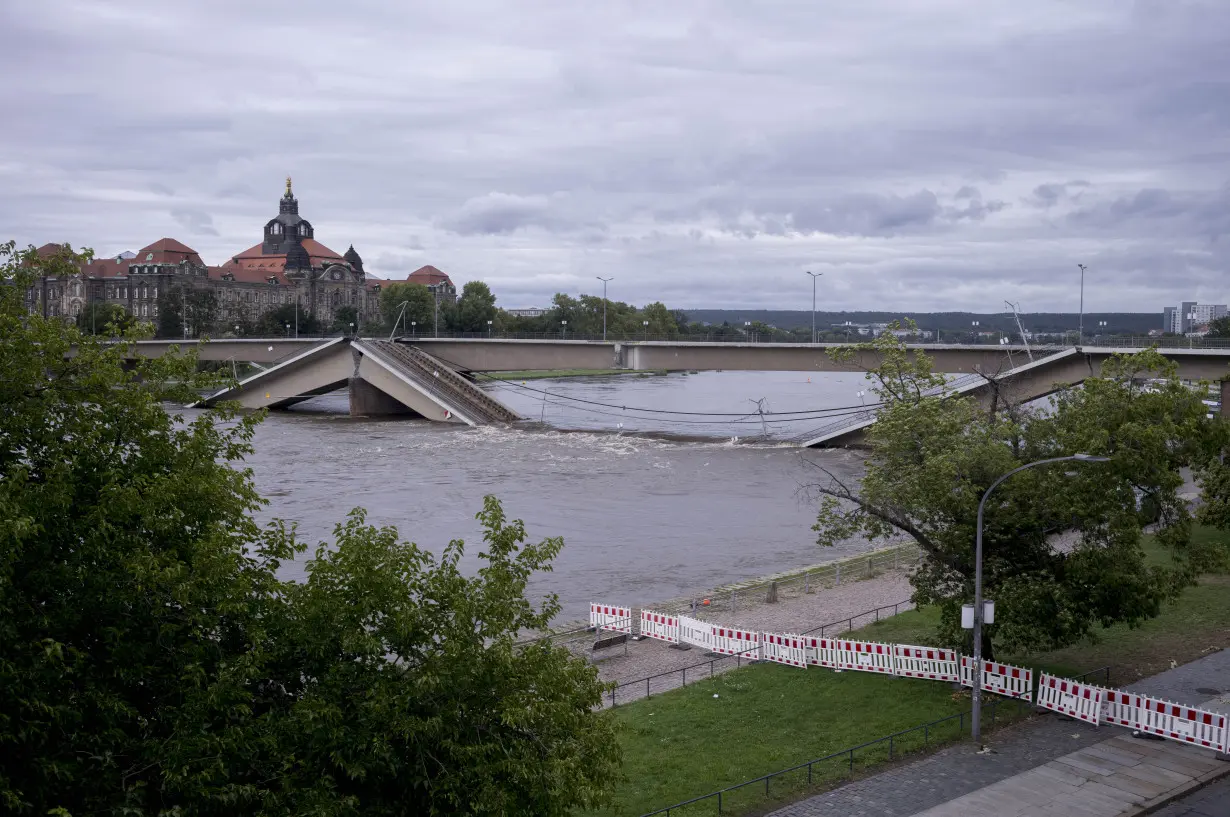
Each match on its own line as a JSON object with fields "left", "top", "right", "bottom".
{"left": 380, "top": 282, "right": 435, "bottom": 335}
{"left": 0, "top": 241, "right": 619, "bottom": 816}
{"left": 809, "top": 327, "right": 1226, "bottom": 658}
{"left": 638, "top": 301, "right": 679, "bottom": 337}
{"left": 76, "top": 301, "right": 134, "bottom": 335}
{"left": 331, "top": 304, "right": 359, "bottom": 334}
{"left": 1205, "top": 316, "right": 1230, "bottom": 339}
{"left": 258, "top": 302, "right": 320, "bottom": 336}
{"left": 452, "top": 280, "right": 498, "bottom": 333}
{"left": 156, "top": 285, "right": 185, "bottom": 338}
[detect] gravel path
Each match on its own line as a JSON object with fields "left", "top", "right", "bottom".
{"left": 585, "top": 568, "right": 915, "bottom": 707}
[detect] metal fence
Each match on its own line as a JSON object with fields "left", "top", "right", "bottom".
{"left": 605, "top": 598, "right": 915, "bottom": 708}
{"left": 638, "top": 664, "right": 1112, "bottom": 816}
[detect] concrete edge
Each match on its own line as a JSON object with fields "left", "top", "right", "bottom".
{"left": 1122, "top": 757, "right": 1230, "bottom": 816}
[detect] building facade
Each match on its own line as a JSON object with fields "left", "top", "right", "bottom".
{"left": 25, "top": 180, "right": 381, "bottom": 334}
{"left": 1163, "top": 302, "right": 1227, "bottom": 335}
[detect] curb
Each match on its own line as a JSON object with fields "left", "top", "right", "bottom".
{"left": 1122, "top": 758, "right": 1230, "bottom": 816}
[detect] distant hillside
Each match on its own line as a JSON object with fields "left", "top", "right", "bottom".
{"left": 680, "top": 310, "right": 1160, "bottom": 335}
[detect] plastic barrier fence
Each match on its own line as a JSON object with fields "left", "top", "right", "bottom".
{"left": 1135, "top": 696, "right": 1229, "bottom": 752}
{"left": 893, "top": 645, "right": 960, "bottom": 683}
{"left": 678, "top": 615, "right": 713, "bottom": 651}
{"left": 1101, "top": 689, "right": 1142, "bottom": 730}
{"left": 712, "top": 626, "right": 760, "bottom": 658}
{"left": 1037, "top": 673, "right": 1105, "bottom": 725}
{"left": 762, "top": 633, "right": 807, "bottom": 668}
{"left": 960, "top": 657, "right": 1033, "bottom": 700}
{"left": 803, "top": 637, "right": 842, "bottom": 669}
{"left": 638, "top": 610, "right": 680, "bottom": 644}
{"left": 589, "top": 603, "right": 633, "bottom": 634}
{"left": 831, "top": 639, "right": 895, "bottom": 675}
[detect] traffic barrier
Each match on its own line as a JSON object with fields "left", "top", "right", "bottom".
{"left": 589, "top": 603, "right": 633, "bottom": 634}
{"left": 802, "top": 636, "right": 842, "bottom": 669}
{"left": 893, "top": 645, "right": 961, "bottom": 683}
{"left": 762, "top": 633, "right": 807, "bottom": 668}
{"left": 1135, "top": 696, "right": 1229, "bottom": 752}
{"left": 1101, "top": 689, "right": 1142, "bottom": 730}
{"left": 1036, "top": 673, "right": 1104, "bottom": 725}
{"left": 831, "top": 639, "right": 895, "bottom": 675}
{"left": 960, "top": 657, "right": 1033, "bottom": 700}
{"left": 639, "top": 609, "right": 680, "bottom": 644}
{"left": 678, "top": 614, "right": 713, "bottom": 651}
{"left": 712, "top": 626, "right": 760, "bottom": 659}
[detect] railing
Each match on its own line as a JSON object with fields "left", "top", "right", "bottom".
{"left": 639, "top": 696, "right": 1035, "bottom": 816}
{"left": 605, "top": 597, "right": 915, "bottom": 708}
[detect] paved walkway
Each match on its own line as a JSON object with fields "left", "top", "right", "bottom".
{"left": 770, "top": 650, "right": 1230, "bottom": 817}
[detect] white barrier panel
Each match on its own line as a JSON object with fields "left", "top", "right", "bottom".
{"left": 712, "top": 626, "right": 760, "bottom": 659}
{"left": 831, "top": 639, "right": 895, "bottom": 675}
{"left": 1135, "top": 696, "right": 1229, "bottom": 752}
{"left": 678, "top": 615, "right": 713, "bottom": 651}
{"left": 639, "top": 609, "right": 680, "bottom": 644}
{"left": 960, "top": 657, "right": 1033, "bottom": 700}
{"left": 1037, "top": 673, "right": 1104, "bottom": 725}
{"left": 894, "top": 645, "right": 961, "bottom": 683}
{"left": 802, "top": 637, "right": 842, "bottom": 669}
{"left": 762, "top": 633, "right": 807, "bottom": 668}
{"left": 1101, "top": 689, "right": 1142, "bottom": 730}
{"left": 589, "top": 603, "right": 632, "bottom": 634}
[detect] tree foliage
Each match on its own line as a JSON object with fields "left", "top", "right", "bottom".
{"left": 808, "top": 324, "right": 1228, "bottom": 657}
{"left": 380, "top": 282, "right": 436, "bottom": 335}
{"left": 0, "top": 241, "right": 619, "bottom": 815}
{"left": 451, "top": 280, "right": 498, "bottom": 332}
{"left": 76, "top": 300, "right": 134, "bottom": 335}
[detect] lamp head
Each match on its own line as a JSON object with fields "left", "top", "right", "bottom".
{"left": 1072, "top": 453, "right": 1110, "bottom": 462}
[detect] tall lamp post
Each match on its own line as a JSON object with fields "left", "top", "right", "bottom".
{"left": 597, "top": 276, "right": 613, "bottom": 341}
{"left": 969, "top": 453, "right": 1109, "bottom": 747}
{"left": 1077, "top": 263, "right": 1087, "bottom": 347}
{"left": 805, "top": 271, "right": 823, "bottom": 344}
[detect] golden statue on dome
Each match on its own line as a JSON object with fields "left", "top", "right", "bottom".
{"left": 285, "top": 176, "right": 293, "bottom": 197}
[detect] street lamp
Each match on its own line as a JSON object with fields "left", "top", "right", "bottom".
{"left": 1077, "top": 263, "right": 1087, "bottom": 347}
{"left": 348, "top": 322, "right": 355, "bottom": 338}
{"left": 597, "top": 276, "right": 614, "bottom": 341}
{"left": 284, "top": 322, "right": 291, "bottom": 338}
{"left": 644, "top": 319, "right": 650, "bottom": 339}
{"left": 561, "top": 319, "right": 567, "bottom": 340}
{"left": 805, "top": 271, "right": 823, "bottom": 344}
{"left": 487, "top": 319, "right": 493, "bottom": 337}
{"left": 969, "top": 453, "right": 1110, "bottom": 748}
{"left": 411, "top": 321, "right": 417, "bottom": 337}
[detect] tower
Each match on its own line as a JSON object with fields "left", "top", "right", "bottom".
{"left": 262, "top": 176, "right": 315, "bottom": 254}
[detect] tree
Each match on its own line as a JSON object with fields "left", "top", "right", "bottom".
{"left": 452, "top": 280, "right": 497, "bottom": 333}
{"left": 156, "top": 285, "right": 185, "bottom": 338}
{"left": 0, "top": 240, "right": 620, "bottom": 814}
{"left": 638, "top": 301, "right": 680, "bottom": 337}
{"left": 379, "top": 282, "right": 435, "bottom": 335}
{"left": 258, "top": 302, "right": 320, "bottom": 336}
{"left": 331, "top": 304, "right": 358, "bottom": 334}
{"left": 808, "top": 326, "right": 1226, "bottom": 658}
{"left": 76, "top": 301, "right": 134, "bottom": 335}
{"left": 1205, "top": 316, "right": 1230, "bottom": 339}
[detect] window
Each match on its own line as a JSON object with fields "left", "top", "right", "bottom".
{"left": 153, "top": 304, "right": 159, "bottom": 316}
{"left": 141, "top": 304, "right": 147, "bottom": 317}
{"left": 152, "top": 286, "right": 157, "bottom": 298}
{"left": 120, "top": 286, "right": 127, "bottom": 299}
{"left": 141, "top": 287, "right": 148, "bottom": 300}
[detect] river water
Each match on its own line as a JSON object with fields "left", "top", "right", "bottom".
{"left": 220, "top": 371, "right": 878, "bottom": 621}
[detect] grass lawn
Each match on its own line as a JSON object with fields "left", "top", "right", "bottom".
{"left": 588, "top": 527, "right": 1230, "bottom": 817}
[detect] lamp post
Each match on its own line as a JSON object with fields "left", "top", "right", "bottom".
{"left": 284, "top": 322, "right": 291, "bottom": 338}
{"left": 349, "top": 322, "right": 355, "bottom": 338}
{"left": 805, "top": 271, "right": 823, "bottom": 344}
{"left": 969, "top": 453, "right": 1109, "bottom": 747}
{"left": 643, "top": 319, "right": 649, "bottom": 339}
{"left": 1077, "top": 263, "right": 1087, "bottom": 347}
{"left": 411, "top": 321, "right": 416, "bottom": 336}
{"left": 597, "top": 276, "right": 613, "bottom": 341}
{"left": 487, "top": 319, "right": 493, "bottom": 338}
{"left": 561, "top": 319, "right": 567, "bottom": 340}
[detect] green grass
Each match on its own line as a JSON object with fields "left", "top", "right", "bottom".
{"left": 477, "top": 369, "right": 668, "bottom": 381}
{"left": 589, "top": 526, "right": 1230, "bottom": 817}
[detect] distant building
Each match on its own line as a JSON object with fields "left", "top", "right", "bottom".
{"left": 1163, "top": 302, "right": 1226, "bottom": 335}
{"left": 404, "top": 265, "right": 457, "bottom": 302}
{"left": 23, "top": 179, "right": 380, "bottom": 329}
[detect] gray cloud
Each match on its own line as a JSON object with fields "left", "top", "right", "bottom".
{"left": 2, "top": 0, "right": 1229, "bottom": 311}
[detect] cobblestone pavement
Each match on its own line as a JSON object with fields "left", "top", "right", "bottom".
{"left": 768, "top": 650, "right": 1230, "bottom": 817}
{"left": 1151, "top": 776, "right": 1230, "bottom": 817}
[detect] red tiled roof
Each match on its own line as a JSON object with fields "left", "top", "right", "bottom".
{"left": 206, "top": 266, "right": 290, "bottom": 285}
{"left": 407, "top": 264, "right": 453, "bottom": 286}
{"left": 223, "top": 238, "right": 346, "bottom": 272}
{"left": 35, "top": 242, "right": 70, "bottom": 257}
{"left": 133, "top": 237, "right": 203, "bottom": 266}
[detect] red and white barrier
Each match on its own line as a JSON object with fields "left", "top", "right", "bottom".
{"left": 1037, "top": 673, "right": 1104, "bottom": 725}
{"left": 960, "top": 658, "right": 1033, "bottom": 700}
{"left": 712, "top": 626, "right": 760, "bottom": 659}
{"left": 1135, "top": 697, "right": 1229, "bottom": 752}
{"left": 589, "top": 603, "right": 633, "bottom": 634}
{"left": 678, "top": 614, "right": 713, "bottom": 651}
{"left": 639, "top": 609, "right": 680, "bottom": 644}
{"left": 802, "top": 637, "right": 842, "bottom": 669}
{"left": 1101, "top": 689, "right": 1142, "bottom": 730}
{"left": 830, "top": 639, "right": 895, "bottom": 675}
{"left": 762, "top": 633, "right": 807, "bottom": 668}
{"left": 894, "top": 645, "right": 961, "bottom": 683}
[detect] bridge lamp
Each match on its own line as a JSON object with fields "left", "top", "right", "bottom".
{"left": 487, "top": 319, "right": 493, "bottom": 337}
{"left": 805, "top": 270, "right": 823, "bottom": 344}
{"left": 349, "top": 322, "right": 355, "bottom": 338}
{"left": 968, "top": 453, "right": 1109, "bottom": 749}
{"left": 561, "top": 319, "right": 567, "bottom": 340}
{"left": 284, "top": 323, "right": 291, "bottom": 337}
{"left": 411, "top": 321, "right": 416, "bottom": 336}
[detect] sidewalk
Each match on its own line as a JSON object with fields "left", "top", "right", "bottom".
{"left": 770, "top": 649, "right": 1230, "bottom": 817}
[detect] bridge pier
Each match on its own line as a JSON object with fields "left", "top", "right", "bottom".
{"left": 348, "top": 377, "right": 418, "bottom": 418}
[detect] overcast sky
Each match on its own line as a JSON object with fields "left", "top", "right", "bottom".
{"left": 3, "top": 1, "right": 1228, "bottom": 312}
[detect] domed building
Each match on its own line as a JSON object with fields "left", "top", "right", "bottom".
{"left": 24, "top": 180, "right": 382, "bottom": 334}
